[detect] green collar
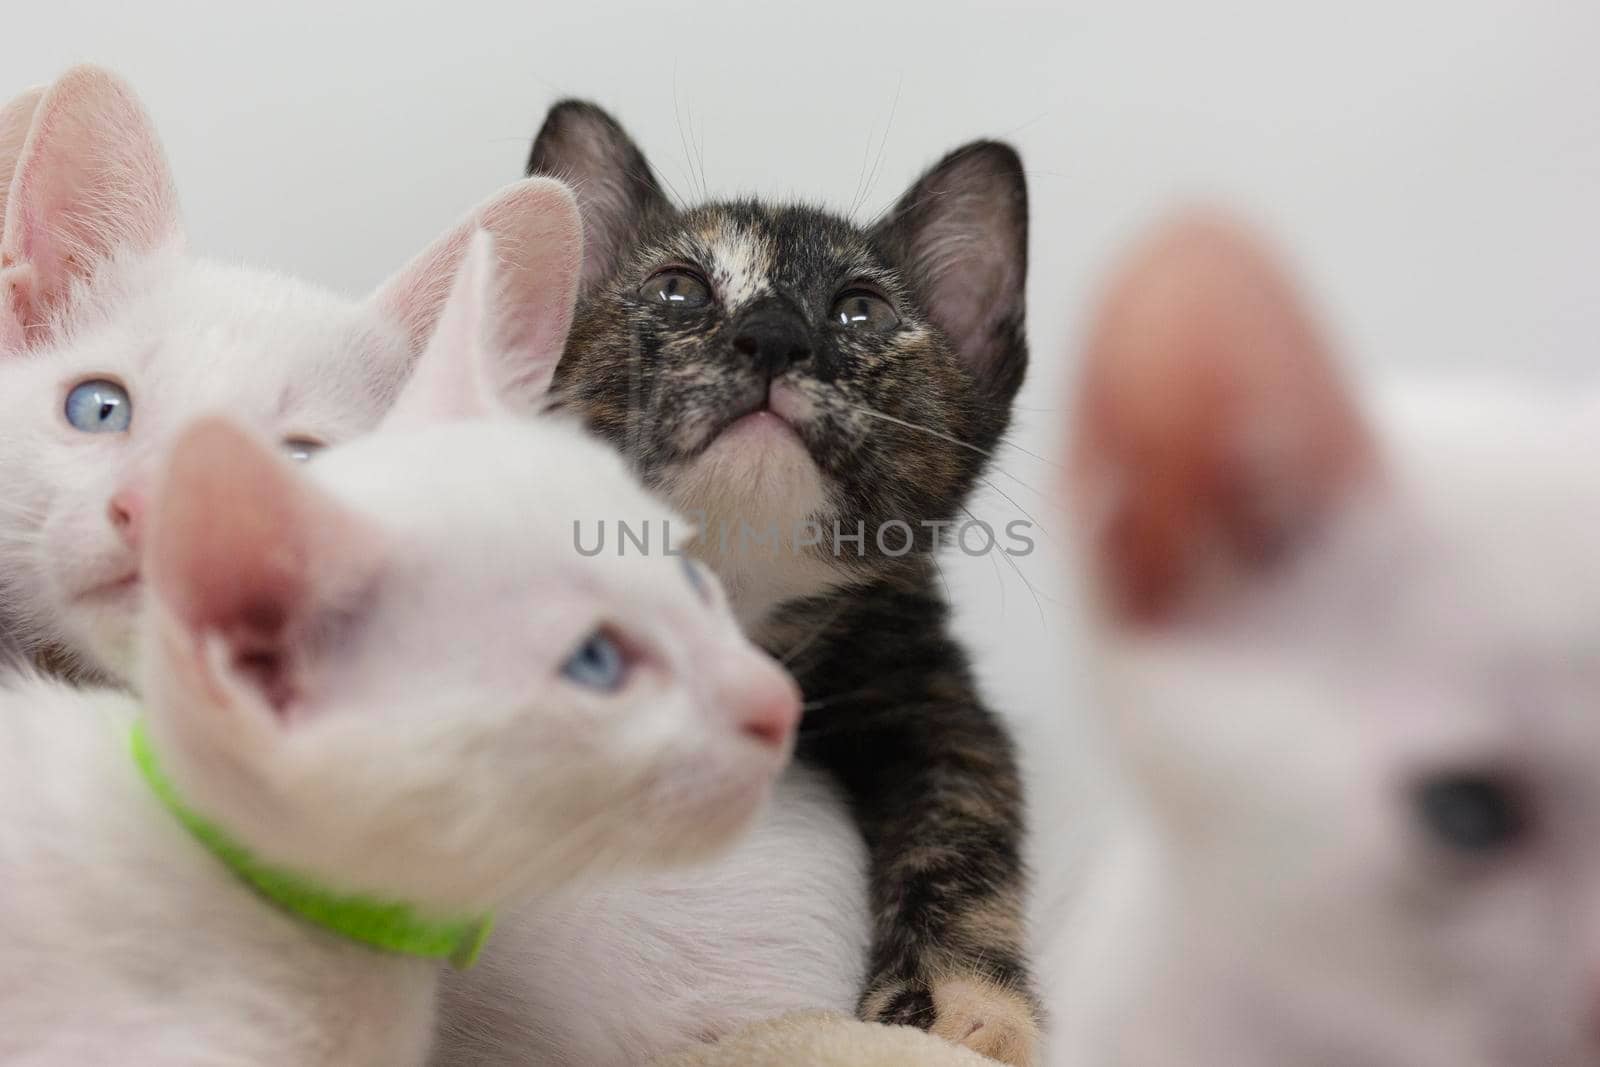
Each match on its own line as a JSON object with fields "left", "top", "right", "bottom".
{"left": 130, "top": 720, "right": 493, "bottom": 969}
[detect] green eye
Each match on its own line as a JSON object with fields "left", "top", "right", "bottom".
{"left": 830, "top": 289, "right": 899, "bottom": 332}
{"left": 639, "top": 269, "right": 711, "bottom": 309}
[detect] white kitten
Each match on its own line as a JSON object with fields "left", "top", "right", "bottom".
{"left": 0, "top": 226, "right": 801, "bottom": 1067}
{"left": 1038, "top": 214, "right": 1600, "bottom": 1067}
{"left": 0, "top": 65, "right": 572, "bottom": 683}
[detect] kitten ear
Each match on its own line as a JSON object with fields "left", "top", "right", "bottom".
{"left": 148, "top": 417, "right": 381, "bottom": 720}
{"left": 526, "top": 99, "right": 670, "bottom": 293}
{"left": 383, "top": 231, "right": 502, "bottom": 428}
{"left": 871, "top": 141, "right": 1029, "bottom": 406}
{"left": 383, "top": 212, "right": 581, "bottom": 427}
{"left": 372, "top": 177, "right": 583, "bottom": 364}
{"left": 0, "top": 84, "right": 44, "bottom": 235}
{"left": 0, "top": 65, "right": 180, "bottom": 342}
{"left": 1069, "top": 212, "right": 1378, "bottom": 625}
{"left": 0, "top": 84, "right": 43, "bottom": 351}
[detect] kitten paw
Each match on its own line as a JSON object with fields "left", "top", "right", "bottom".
{"left": 862, "top": 974, "right": 1039, "bottom": 1066}
{"left": 929, "top": 975, "right": 1039, "bottom": 1066}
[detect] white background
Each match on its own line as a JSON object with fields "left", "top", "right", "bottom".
{"left": 6, "top": 1, "right": 1599, "bottom": 746}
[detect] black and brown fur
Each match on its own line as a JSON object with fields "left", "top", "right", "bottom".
{"left": 527, "top": 101, "right": 1038, "bottom": 1062}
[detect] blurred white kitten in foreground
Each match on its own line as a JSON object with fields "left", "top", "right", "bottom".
{"left": 0, "top": 65, "right": 570, "bottom": 683}
{"left": 0, "top": 230, "right": 800, "bottom": 1067}
{"left": 1037, "top": 214, "right": 1600, "bottom": 1066}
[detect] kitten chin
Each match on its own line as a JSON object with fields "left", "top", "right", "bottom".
{"left": 662, "top": 421, "right": 843, "bottom": 626}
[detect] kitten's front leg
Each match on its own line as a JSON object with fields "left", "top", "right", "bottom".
{"left": 797, "top": 640, "right": 1040, "bottom": 1066}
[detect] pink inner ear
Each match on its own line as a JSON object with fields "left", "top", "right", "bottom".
{"left": 1070, "top": 211, "right": 1376, "bottom": 624}
{"left": 0, "top": 85, "right": 44, "bottom": 238}
{"left": 472, "top": 178, "right": 583, "bottom": 400}
{"left": 148, "top": 418, "right": 375, "bottom": 714}
{"left": 0, "top": 66, "right": 179, "bottom": 335}
{"left": 372, "top": 177, "right": 583, "bottom": 404}
{"left": 382, "top": 230, "right": 498, "bottom": 429}
{"left": 0, "top": 85, "right": 43, "bottom": 352}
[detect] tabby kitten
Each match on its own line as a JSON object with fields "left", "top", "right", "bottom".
{"left": 525, "top": 101, "right": 1037, "bottom": 1062}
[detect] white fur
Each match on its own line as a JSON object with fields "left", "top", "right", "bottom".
{"left": 0, "top": 674, "right": 439, "bottom": 1066}
{"left": 0, "top": 66, "right": 581, "bottom": 685}
{"left": 0, "top": 243, "right": 410, "bottom": 678}
{"left": 664, "top": 419, "right": 839, "bottom": 630}
{"left": 1037, "top": 217, "right": 1600, "bottom": 1067}
{"left": 433, "top": 418, "right": 868, "bottom": 1067}
{"left": 1, "top": 228, "right": 798, "bottom": 1065}
{"left": 695, "top": 218, "right": 774, "bottom": 312}
{"left": 436, "top": 764, "right": 870, "bottom": 1066}
{"left": 432, "top": 253, "right": 865, "bottom": 1066}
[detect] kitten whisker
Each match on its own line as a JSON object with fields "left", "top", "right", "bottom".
{"left": 695, "top": 111, "right": 709, "bottom": 204}
{"left": 929, "top": 546, "right": 953, "bottom": 604}
{"left": 847, "top": 118, "right": 878, "bottom": 221}
{"left": 848, "top": 79, "right": 902, "bottom": 224}
{"left": 959, "top": 502, "right": 1050, "bottom": 627}
{"left": 776, "top": 602, "right": 851, "bottom": 669}
{"left": 670, "top": 65, "right": 707, "bottom": 203}
{"left": 835, "top": 398, "right": 1064, "bottom": 472}
{"left": 976, "top": 475, "right": 1051, "bottom": 536}
{"left": 800, "top": 685, "right": 887, "bottom": 714}
{"left": 981, "top": 523, "right": 1009, "bottom": 615}
{"left": 859, "top": 77, "right": 901, "bottom": 223}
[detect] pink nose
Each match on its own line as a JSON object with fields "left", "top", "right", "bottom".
{"left": 107, "top": 488, "right": 144, "bottom": 549}
{"left": 734, "top": 662, "right": 802, "bottom": 749}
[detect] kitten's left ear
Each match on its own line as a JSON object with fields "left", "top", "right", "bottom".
{"left": 371, "top": 176, "right": 584, "bottom": 372}
{"left": 871, "top": 141, "right": 1029, "bottom": 405}
{"left": 384, "top": 221, "right": 582, "bottom": 427}
{"left": 382, "top": 231, "right": 502, "bottom": 428}
{"left": 378, "top": 184, "right": 584, "bottom": 429}
{"left": 148, "top": 418, "right": 383, "bottom": 721}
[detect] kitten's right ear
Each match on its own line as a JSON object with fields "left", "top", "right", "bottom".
{"left": 148, "top": 418, "right": 382, "bottom": 721}
{"left": 0, "top": 66, "right": 180, "bottom": 343}
{"left": 1069, "top": 212, "right": 1377, "bottom": 625}
{"left": 0, "top": 84, "right": 44, "bottom": 234}
{"left": 526, "top": 100, "right": 670, "bottom": 292}
{"left": 0, "top": 84, "right": 44, "bottom": 351}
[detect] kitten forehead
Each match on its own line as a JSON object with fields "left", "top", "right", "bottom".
{"left": 311, "top": 419, "right": 681, "bottom": 555}
{"left": 660, "top": 202, "right": 893, "bottom": 309}
{"left": 40, "top": 249, "right": 405, "bottom": 437}
{"left": 691, "top": 217, "right": 773, "bottom": 310}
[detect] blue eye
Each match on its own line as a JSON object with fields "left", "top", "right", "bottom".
{"left": 561, "top": 629, "right": 629, "bottom": 692}
{"left": 64, "top": 379, "right": 132, "bottom": 433}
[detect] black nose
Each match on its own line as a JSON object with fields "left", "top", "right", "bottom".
{"left": 730, "top": 311, "right": 811, "bottom": 378}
